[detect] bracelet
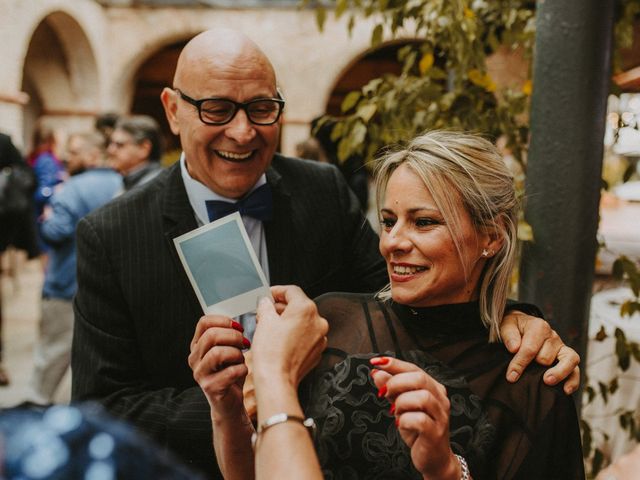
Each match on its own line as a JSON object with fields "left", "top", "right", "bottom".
{"left": 455, "top": 454, "right": 470, "bottom": 480}
{"left": 250, "top": 413, "right": 316, "bottom": 449}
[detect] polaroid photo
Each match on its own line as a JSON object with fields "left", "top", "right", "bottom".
{"left": 173, "top": 211, "right": 271, "bottom": 318}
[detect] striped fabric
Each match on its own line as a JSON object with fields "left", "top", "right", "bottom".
{"left": 71, "top": 153, "right": 387, "bottom": 477}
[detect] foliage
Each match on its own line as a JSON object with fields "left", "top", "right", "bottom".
{"left": 301, "top": 0, "right": 535, "bottom": 166}
{"left": 300, "top": 0, "right": 640, "bottom": 477}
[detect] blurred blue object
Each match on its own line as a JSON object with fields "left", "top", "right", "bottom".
{"left": 0, "top": 403, "right": 205, "bottom": 479}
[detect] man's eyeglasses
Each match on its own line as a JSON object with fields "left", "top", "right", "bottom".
{"left": 174, "top": 89, "right": 285, "bottom": 126}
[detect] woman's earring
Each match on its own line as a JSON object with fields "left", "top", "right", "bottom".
{"left": 481, "top": 249, "right": 492, "bottom": 257}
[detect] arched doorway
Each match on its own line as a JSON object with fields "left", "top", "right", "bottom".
{"left": 21, "top": 11, "right": 99, "bottom": 151}
{"left": 131, "top": 40, "right": 187, "bottom": 157}
{"left": 325, "top": 40, "right": 417, "bottom": 117}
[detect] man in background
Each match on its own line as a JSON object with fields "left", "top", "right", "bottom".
{"left": 30, "top": 131, "right": 122, "bottom": 403}
{"left": 107, "top": 115, "right": 163, "bottom": 191}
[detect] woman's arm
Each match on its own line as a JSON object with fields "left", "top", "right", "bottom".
{"left": 251, "top": 286, "right": 328, "bottom": 480}
{"left": 188, "top": 315, "right": 255, "bottom": 480}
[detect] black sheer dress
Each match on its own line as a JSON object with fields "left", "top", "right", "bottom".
{"left": 301, "top": 293, "right": 584, "bottom": 480}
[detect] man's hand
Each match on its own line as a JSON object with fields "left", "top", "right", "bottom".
{"left": 500, "top": 311, "right": 580, "bottom": 394}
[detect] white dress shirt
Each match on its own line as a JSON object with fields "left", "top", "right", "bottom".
{"left": 180, "top": 154, "right": 269, "bottom": 340}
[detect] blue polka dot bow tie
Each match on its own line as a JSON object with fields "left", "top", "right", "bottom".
{"left": 205, "top": 183, "right": 273, "bottom": 222}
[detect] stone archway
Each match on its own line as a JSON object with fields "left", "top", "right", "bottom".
{"left": 325, "top": 40, "right": 418, "bottom": 117}
{"left": 21, "top": 10, "right": 99, "bottom": 150}
{"left": 130, "top": 40, "right": 188, "bottom": 155}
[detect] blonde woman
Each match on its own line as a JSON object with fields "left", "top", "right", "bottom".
{"left": 191, "top": 131, "right": 583, "bottom": 479}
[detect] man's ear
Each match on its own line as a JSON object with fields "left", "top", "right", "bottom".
{"left": 160, "top": 87, "right": 180, "bottom": 135}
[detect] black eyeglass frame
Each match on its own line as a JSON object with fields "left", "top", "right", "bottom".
{"left": 174, "top": 88, "right": 285, "bottom": 126}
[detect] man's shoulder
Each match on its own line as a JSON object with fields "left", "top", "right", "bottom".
{"left": 83, "top": 164, "right": 175, "bottom": 225}
{"left": 271, "top": 153, "right": 338, "bottom": 178}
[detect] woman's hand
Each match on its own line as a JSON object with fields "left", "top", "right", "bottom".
{"left": 252, "top": 285, "right": 329, "bottom": 390}
{"left": 370, "top": 357, "right": 461, "bottom": 480}
{"left": 188, "top": 315, "right": 251, "bottom": 420}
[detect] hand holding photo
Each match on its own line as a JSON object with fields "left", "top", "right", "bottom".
{"left": 174, "top": 212, "right": 271, "bottom": 317}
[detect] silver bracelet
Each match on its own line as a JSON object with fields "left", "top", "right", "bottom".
{"left": 455, "top": 454, "right": 470, "bottom": 480}
{"left": 250, "top": 413, "right": 316, "bottom": 449}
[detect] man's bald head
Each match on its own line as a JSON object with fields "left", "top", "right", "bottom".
{"left": 160, "top": 28, "right": 283, "bottom": 198}
{"left": 173, "top": 29, "right": 277, "bottom": 90}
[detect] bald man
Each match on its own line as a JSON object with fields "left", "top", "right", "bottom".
{"left": 71, "top": 29, "right": 579, "bottom": 477}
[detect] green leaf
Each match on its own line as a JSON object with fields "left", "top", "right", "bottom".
{"left": 610, "top": 377, "right": 619, "bottom": 395}
{"left": 335, "top": 0, "right": 348, "bottom": 18}
{"left": 615, "top": 328, "right": 631, "bottom": 371}
{"left": 585, "top": 385, "right": 596, "bottom": 404}
{"left": 351, "top": 121, "right": 367, "bottom": 145}
{"left": 371, "top": 24, "right": 383, "bottom": 47}
{"left": 580, "top": 419, "right": 592, "bottom": 456}
{"left": 598, "top": 381, "right": 609, "bottom": 402}
{"left": 592, "top": 449, "right": 604, "bottom": 474}
{"left": 357, "top": 103, "right": 378, "bottom": 122}
{"left": 631, "top": 342, "right": 640, "bottom": 363}
{"left": 316, "top": 5, "right": 327, "bottom": 31}
{"left": 347, "top": 14, "right": 356, "bottom": 35}
{"left": 341, "top": 91, "right": 361, "bottom": 113}
{"left": 613, "top": 258, "right": 624, "bottom": 279}
{"left": 330, "top": 121, "right": 344, "bottom": 143}
{"left": 362, "top": 78, "right": 383, "bottom": 96}
{"left": 595, "top": 326, "right": 607, "bottom": 341}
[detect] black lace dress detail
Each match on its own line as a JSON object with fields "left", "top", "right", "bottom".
{"left": 301, "top": 293, "right": 584, "bottom": 480}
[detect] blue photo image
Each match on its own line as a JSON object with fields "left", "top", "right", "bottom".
{"left": 178, "top": 221, "right": 263, "bottom": 305}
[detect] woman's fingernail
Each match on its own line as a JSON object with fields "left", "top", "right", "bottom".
{"left": 242, "top": 337, "right": 251, "bottom": 348}
{"left": 370, "top": 357, "right": 390, "bottom": 366}
{"left": 545, "top": 374, "right": 557, "bottom": 384}
{"left": 231, "top": 321, "right": 244, "bottom": 333}
{"left": 377, "top": 385, "right": 387, "bottom": 398}
{"left": 389, "top": 403, "right": 395, "bottom": 415}
{"left": 508, "top": 370, "right": 519, "bottom": 382}
{"left": 370, "top": 368, "right": 379, "bottom": 377}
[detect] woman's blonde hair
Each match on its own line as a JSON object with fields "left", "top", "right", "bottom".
{"left": 374, "top": 130, "right": 518, "bottom": 341}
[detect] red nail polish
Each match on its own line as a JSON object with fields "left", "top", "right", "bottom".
{"left": 370, "top": 357, "right": 390, "bottom": 366}
{"left": 395, "top": 417, "right": 400, "bottom": 427}
{"left": 377, "top": 385, "right": 387, "bottom": 398}
{"left": 242, "top": 337, "right": 251, "bottom": 348}
{"left": 231, "top": 321, "right": 244, "bottom": 333}
{"left": 370, "top": 368, "right": 379, "bottom": 377}
{"left": 389, "top": 403, "right": 395, "bottom": 415}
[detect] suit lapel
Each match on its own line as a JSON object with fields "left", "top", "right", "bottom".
{"left": 160, "top": 164, "right": 201, "bottom": 302}
{"left": 265, "top": 158, "right": 297, "bottom": 286}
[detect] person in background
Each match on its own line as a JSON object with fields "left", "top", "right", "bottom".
{"left": 0, "top": 132, "right": 38, "bottom": 387}
{"left": 27, "top": 120, "right": 66, "bottom": 220}
{"left": 295, "top": 137, "right": 328, "bottom": 163}
{"left": 72, "top": 29, "right": 579, "bottom": 477}
{"left": 107, "top": 115, "right": 163, "bottom": 191}
{"left": 30, "top": 131, "right": 122, "bottom": 404}
{"left": 95, "top": 112, "right": 120, "bottom": 145}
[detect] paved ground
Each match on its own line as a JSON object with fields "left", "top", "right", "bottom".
{"left": 0, "top": 251, "right": 70, "bottom": 407}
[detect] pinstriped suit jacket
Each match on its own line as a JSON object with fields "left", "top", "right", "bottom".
{"left": 71, "top": 154, "right": 387, "bottom": 476}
